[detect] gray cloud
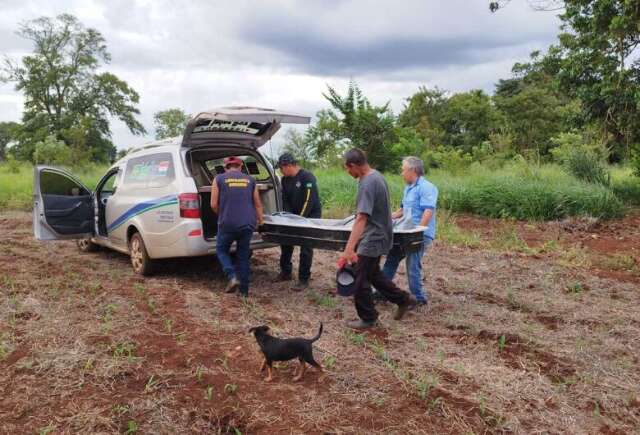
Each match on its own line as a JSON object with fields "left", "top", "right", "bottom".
{"left": 240, "top": 29, "right": 553, "bottom": 76}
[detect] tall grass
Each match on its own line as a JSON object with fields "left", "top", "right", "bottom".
{"left": 316, "top": 163, "right": 626, "bottom": 220}
{"left": 611, "top": 166, "right": 640, "bottom": 206}
{"left": 429, "top": 163, "right": 624, "bottom": 220}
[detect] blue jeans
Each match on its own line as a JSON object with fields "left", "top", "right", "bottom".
{"left": 382, "top": 236, "right": 432, "bottom": 303}
{"left": 216, "top": 228, "right": 253, "bottom": 295}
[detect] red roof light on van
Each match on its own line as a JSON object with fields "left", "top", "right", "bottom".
{"left": 179, "top": 193, "right": 200, "bottom": 218}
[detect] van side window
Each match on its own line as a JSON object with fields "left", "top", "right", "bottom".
{"left": 123, "top": 153, "right": 175, "bottom": 188}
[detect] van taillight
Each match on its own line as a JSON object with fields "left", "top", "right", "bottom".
{"left": 179, "top": 193, "right": 200, "bottom": 218}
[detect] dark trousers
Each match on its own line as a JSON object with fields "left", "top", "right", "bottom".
{"left": 354, "top": 255, "right": 410, "bottom": 323}
{"left": 216, "top": 228, "right": 253, "bottom": 295}
{"left": 279, "top": 245, "right": 313, "bottom": 280}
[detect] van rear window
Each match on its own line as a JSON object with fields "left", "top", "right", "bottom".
{"left": 203, "top": 155, "right": 270, "bottom": 182}
{"left": 123, "top": 153, "right": 175, "bottom": 188}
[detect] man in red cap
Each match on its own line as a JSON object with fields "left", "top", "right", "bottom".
{"left": 210, "top": 156, "right": 264, "bottom": 297}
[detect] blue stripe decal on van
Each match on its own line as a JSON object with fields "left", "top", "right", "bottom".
{"left": 107, "top": 195, "right": 178, "bottom": 232}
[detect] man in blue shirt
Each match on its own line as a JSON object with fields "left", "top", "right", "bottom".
{"left": 382, "top": 156, "right": 437, "bottom": 306}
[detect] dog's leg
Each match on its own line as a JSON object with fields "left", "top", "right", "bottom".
{"left": 293, "top": 359, "right": 306, "bottom": 382}
{"left": 265, "top": 364, "right": 273, "bottom": 382}
{"left": 259, "top": 357, "right": 266, "bottom": 373}
{"left": 305, "top": 351, "right": 323, "bottom": 373}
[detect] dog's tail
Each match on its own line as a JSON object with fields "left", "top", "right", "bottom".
{"left": 310, "top": 322, "right": 323, "bottom": 342}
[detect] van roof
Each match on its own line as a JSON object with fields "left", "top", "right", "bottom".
{"left": 113, "top": 138, "right": 181, "bottom": 166}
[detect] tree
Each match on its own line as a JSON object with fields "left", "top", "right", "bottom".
{"left": 1, "top": 14, "right": 146, "bottom": 163}
{"left": 494, "top": 49, "right": 581, "bottom": 155}
{"left": 282, "top": 128, "right": 316, "bottom": 168}
{"left": 153, "top": 108, "right": 189, "bottom": 139}
{"left": 490, "top": 1, "right": 640, "bottom": 167}
{"left": 0, "top": 121, "right": 20, "bottom": 160}
{"left": 555, "top": 0, "right": 640, "bottom": 161}
{"left": 398, "top": 86, "right": 448, "bottom": 146}
{"left": 494, "top": 85, "right": 567, "bottom": 154}
{"left": 322, "top": 81, "right": 398, "bottom": 171}
{"left": 439, "top": 90, "right": 503, "bottom": 151}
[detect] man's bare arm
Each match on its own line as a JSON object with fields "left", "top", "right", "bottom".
{"left": 210, "top": 181, "right": 219, "bottom": 213}
{"left": 253, "top": 186, "right": 264, "bottom": 225}
{"left": 340, "top": 213, "right": 368, "bottom": 264}
{"left": 420, "top": 209, "right": 433, "bottom": 227}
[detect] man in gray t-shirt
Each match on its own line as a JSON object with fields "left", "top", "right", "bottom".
{"left": 355, "top": 170, "right": 393, "bottom": 257}
{"left": 338, "top": 148, "right": 416, "bottom": 329}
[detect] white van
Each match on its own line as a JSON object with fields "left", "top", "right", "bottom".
{"left": 33, "top": 107, "right": 310, "bottom": 275}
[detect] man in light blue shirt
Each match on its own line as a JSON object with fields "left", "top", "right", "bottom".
{"left": 382, "top": 156, "right": 437, "bottom": 306}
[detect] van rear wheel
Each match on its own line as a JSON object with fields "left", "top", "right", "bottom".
{"left": 129, "top": 233, "right": 154, "bottom": 276}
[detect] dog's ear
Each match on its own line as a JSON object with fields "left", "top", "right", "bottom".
{"left": 248, "top": 327, "right": 257, "bottom": 334}
{"left": 261, "top": 325, "right": 270, "bottom": 332}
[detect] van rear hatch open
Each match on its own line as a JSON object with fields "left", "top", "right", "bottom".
{"left": 182, "top": 106, "right": 310, "bottom": 149}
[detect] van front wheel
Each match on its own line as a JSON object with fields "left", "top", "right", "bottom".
{"left": 130, "top": 233, "right": 154, "bottom": 276}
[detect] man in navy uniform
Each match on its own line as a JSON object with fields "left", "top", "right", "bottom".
{"left": 275, "top": 152, "right": 322, "bottom": 291}
{"left": 210, "top": 156, "right": 264, "bottom": 297}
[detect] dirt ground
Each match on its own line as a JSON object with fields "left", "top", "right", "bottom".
{"left": 1, "top": 210, "right": 639, "bottom": 434}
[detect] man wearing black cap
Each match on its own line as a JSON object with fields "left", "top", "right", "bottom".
{"left": 276, "top": 152, "right": 322, "bottom": 290}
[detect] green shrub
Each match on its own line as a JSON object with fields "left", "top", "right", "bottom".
{"left": 565, "top": 152, "right": 610, "bottom": 186}
{"left": 550, "top": 132, "right": 611, "bottom": 185}
{"left": 34, "top": 135, "right": 74, "bottom": 166}
{"left": 422, "top": 146, "right": 473, "bottom": 174}
{"left": 5, "top": 155, "right": 21, "bottom": 174}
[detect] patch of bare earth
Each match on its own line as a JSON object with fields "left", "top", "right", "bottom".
{"left": 1, "top": 210, "right": 639, "bottom": 433}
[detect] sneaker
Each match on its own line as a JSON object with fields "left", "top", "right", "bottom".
{"left": 394, "top": 295, "right": 418, "bottom": 320}
{"left": 292, "top": 279, "right": 309, "bottom": 292}
{"left": 346, "top": 319, "right": 376, "bottom": 330}
{"left": 274, "top": 272, "right": 292, "bottom": 282}
{"left": 225, "top": 277, "right": 240, "bottom": 293}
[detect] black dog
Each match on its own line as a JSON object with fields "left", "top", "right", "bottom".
{"left": 249, "top": 323, "right": 323, "bottom": 382}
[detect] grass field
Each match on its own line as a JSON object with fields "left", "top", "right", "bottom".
{"left": 1, "top": 161, "right": 639, "bottom": 221}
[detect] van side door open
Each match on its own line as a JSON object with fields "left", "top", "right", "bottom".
{"left": 33, "top": 166, "right": 94, "bottom": 240}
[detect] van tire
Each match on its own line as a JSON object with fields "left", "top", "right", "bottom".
{"left": 77, "top": 238, "right": 100, "bottom": 252}
{"left": 129, "top": 232, "right": 154, "bottom": 276}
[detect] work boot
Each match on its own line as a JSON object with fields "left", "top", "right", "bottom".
{"left": 292, "top": 279, "right": 309, "bottom": 292}
{"left": 394, "top": 295, "right": 418, "bottom": 320}
{"left": 274, "top": 272, "right": 292, "bottom": 282}
{"left": 346, "top": 319, "right": 376, "bottom": 330}
{"left": 225, "top": 277, "right": 240, "bottom": 294}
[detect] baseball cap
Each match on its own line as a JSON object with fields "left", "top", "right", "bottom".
{"left": 224, "top": 156, "right": 243, "bottom": 168}
{"left": 277, "top": 152, "right": 297, "bottom": 168}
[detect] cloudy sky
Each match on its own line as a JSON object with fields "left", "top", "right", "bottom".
{"left": 0, "top": 0, "right": 562, "bottom": 151}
